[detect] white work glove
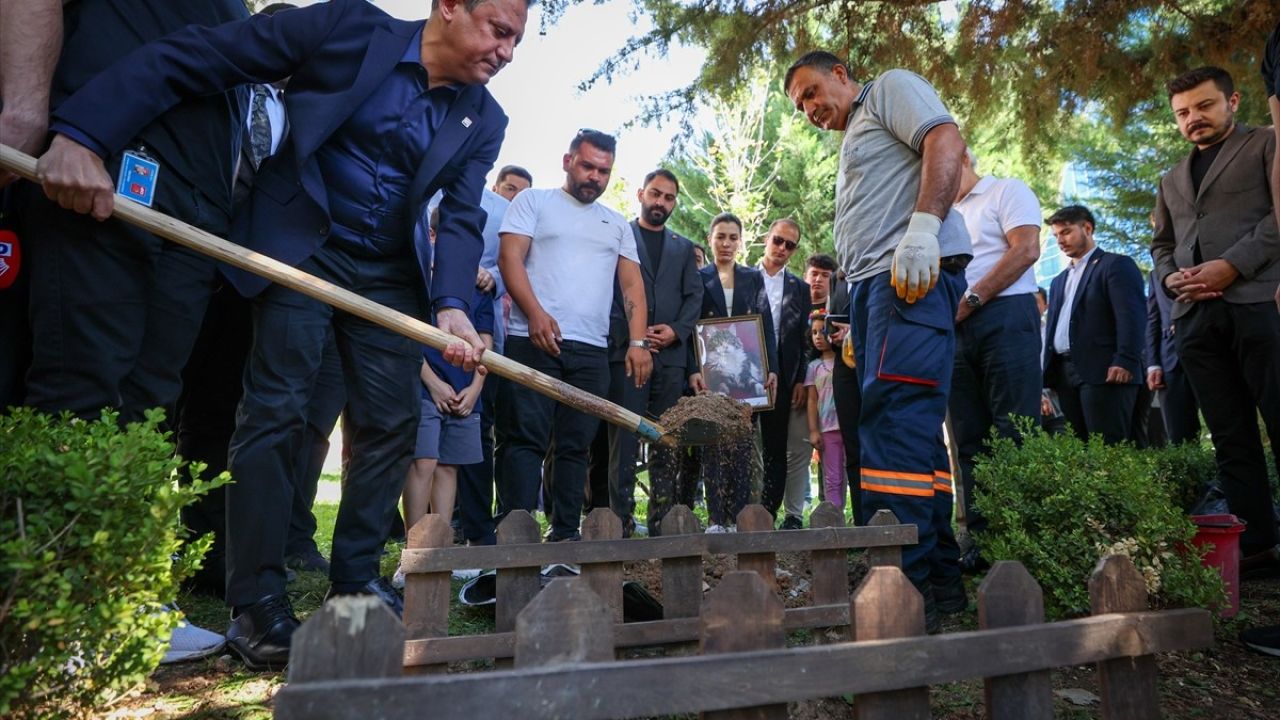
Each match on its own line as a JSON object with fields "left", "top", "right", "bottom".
{"left": 891, "top": 211, "right": 942, "bottom": 304}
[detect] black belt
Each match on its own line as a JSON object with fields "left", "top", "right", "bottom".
{"left": 940, "top": 255, "right": 971, "bottom": 273}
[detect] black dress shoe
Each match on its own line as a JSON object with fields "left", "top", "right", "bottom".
{"left": 226, "top": 594, "right": 299, "bottom": 672}
{"left": 325, "top": 576, "right": 404, "bottom": 618}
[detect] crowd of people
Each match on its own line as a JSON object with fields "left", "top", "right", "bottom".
{"left": 1, "top": 0, "right": 1277, "bottom": 670}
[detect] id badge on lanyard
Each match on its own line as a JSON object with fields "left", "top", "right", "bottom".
{"left": 117, "top": 147, "right": 160, "bottom": 207}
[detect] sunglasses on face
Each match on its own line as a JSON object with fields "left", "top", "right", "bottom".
{"left": 770, "top": 235, "right": 798, "bottom": 251}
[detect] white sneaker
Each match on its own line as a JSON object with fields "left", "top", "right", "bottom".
{"left": 161, "top": 617, "right": 226, "bottom": 664}
{"left": 451, "top": 568, "right": 482, "bottom": 580}
{"left": 391, "top": 564, "right": 406, "bottom": 590}
{"left": 632, "top": 522, "right": 649, "bottom": 538}
{"left": 705, "top": 524, "right": 729, "bottom": 534}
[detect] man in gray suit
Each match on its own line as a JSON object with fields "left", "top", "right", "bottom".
{"left": 608, "top": 169, "right": 703, "bottom": 536}
{"left": 1152, "top": 65, "right": 1280, "bottom": 566}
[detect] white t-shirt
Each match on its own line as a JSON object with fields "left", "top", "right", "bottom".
{"left": 954, "top": 175, "right": 1042, "bottom": 297}
{"left": 500, "top": 188, "right": 638, "bottom": 347}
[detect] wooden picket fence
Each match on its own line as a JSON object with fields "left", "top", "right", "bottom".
{"left": 397, "top": 502, "right": 917, "bottom": 669}
{"left": 276, "top": 554, "right": 1213, "bottom": 719}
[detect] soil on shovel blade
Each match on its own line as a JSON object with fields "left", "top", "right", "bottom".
{"left": 657, "top": 393, "right": 753, "bottom": 443}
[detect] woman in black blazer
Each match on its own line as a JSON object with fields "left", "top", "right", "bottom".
{"left": 686, "top": 213, "right": 777, "bottom": 532}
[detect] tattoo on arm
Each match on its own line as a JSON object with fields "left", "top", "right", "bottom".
{"left": 624, "top": 297, "right": 636, "bottom": 322}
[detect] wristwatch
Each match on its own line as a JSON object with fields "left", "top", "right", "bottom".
{"left": 964, "top": 291, "right": 983, "bottom": 309}
{"left": 629, "top": 339, "right": 651, "bottom": 349}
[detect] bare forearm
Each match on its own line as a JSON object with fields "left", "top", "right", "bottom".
{"left": 618, "top": 260, "right": 649, "bottom": 341}
{"left": 498, "top": 237, "right": 543, "bottom": 319}
{"left": 969, "top": 226, "right": 1041, "bottom": 299}
{"left": 915, "top": 124, "right": 965, "bottom": 219}
{"left": 0, "top": 0, "right": 61, "bottom": 118}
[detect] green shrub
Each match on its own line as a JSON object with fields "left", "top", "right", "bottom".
{"left": 0, "top": 408, "right": 226, "bottom": 718}
{"left": 1149, "top": 440, "right": 1218, "bottom": 513}
{"left": 972, "top": 420, "right": 1225, "bottom": 619}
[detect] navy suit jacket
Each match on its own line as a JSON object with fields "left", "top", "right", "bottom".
{"left": 760, "top": 267, "right": 811, "bottom": 389}
{"left": 608, "top": 222, "right": 703, "bottom": 368}
{"left": 1043, "top": 248, "right": 1145, "bottom": 385}
{"left": 1144, "top": 270, "right": 1180, "bottom": 374}
{"left": 694, "top": 264, "right": 779, "bottom": 379}
{"left": 51, "top": 0, "right": 505, "bottom": 308}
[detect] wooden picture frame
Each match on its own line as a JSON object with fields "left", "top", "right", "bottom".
{"left": 694, "top": 314, "right": 773, "bottom": 412}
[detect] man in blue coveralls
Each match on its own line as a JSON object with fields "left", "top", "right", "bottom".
{"left": 785, "top": 51, "right": 972, "bottom": 633}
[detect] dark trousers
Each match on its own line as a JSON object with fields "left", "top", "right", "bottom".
{"left": 948, "top": 294, "right": 1042, "bottom": 534}
{"left": 1158, "top": 365, "right": 1201, "bottom": 445}
{"left": 1045, "top": 354, "right": 1137, "bottom": 445}
{"left": 830, "top": 347, "right": 862, "bottom": 522}
{"left": 456, "top": 375, "right": 499, "bottom": 545}
{"left": 176, "top": 286, "right": 343, "bottom": 595}
{"left": 850, "top": 269, "right": 964, "bottom": 587}
{"left": 609, "top": 360, "right": 686, "bottom": 527}
{"left": 759, "top": 379, "right": 796, "bottom": 520}
{"left": 22, "top": 189, "right": 219, "bottom": 423}
{"left": 587, "top": 424, "right": 611, "bottom": 511}
{"left": 495, "top": 337, "right": 608, "bottom": 539}
{"left": 287, "top": 341, "right": 345, "bottom": 557}
{"left": 1177, "top": 300, "right": 1280, "bottom": 555}
{"left": 225, "top": 245, "right": 421, "bottom": 606}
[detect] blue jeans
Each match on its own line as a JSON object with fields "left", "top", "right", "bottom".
{"left": 495, "top": 337, "right": 609, "bottom": 538}
{"left": 948, "top": 293, "right": 1042, "bottom": 534}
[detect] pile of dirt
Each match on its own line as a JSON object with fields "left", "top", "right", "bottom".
{"left": 657, "top": 393, "right": 753, "bottom": 443}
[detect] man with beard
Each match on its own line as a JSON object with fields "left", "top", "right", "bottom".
{"left": 606, "top": 169, "right": 702, "bottom": 536}
{"left": 496, "top": 130, "right": 652, "bottom": 542}
{"left": 1153, "top": 66, "right": 1280, "bottom": 572}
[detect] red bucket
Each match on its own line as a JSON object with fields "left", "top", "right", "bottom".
{"left": 1190, "top": 514, "right": 1246, "bottom": 618}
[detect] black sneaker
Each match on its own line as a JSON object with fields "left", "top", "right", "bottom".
{"left": 1241, "top": 625, "right": 1280, "bottom": 657}
{"left": 325, "top": 576, "right": 404, "bottom": 618}
{"left": 546, "top": 530, "right": 582, "bottom": 542}
{"left": 959, "top": 546, "right": 990, "bottom": 575}
{"left": 932, "top": 575, "right": 968, "bottom": 614}
{"left": 780, "top": 515, "right": 804, "bottom": 530}
{"left": 285, "top": 547, "right": 330, "bottom": 574}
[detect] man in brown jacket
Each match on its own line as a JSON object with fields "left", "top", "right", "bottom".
{"left": 1152, "top": 66, "right": 1279, "bottom": 567}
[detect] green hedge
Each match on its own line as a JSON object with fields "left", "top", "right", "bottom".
{"left": 0, "top": 408, "right": 225, "bottom": 718}
{"left": 973, "top": 421, "right": 1225, "bottom": 619}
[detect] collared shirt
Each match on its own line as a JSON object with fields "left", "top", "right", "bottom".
{"left": 314, "top": 27, "right": 457, "bottom": 257}
{"left": 758, "top": 262, "right": 785, "bottom": 342}
{"left": 833, "top": 69, "right": 972, "bottom": 281}
{"left": 1052, "top": 246, "right": 1098, "bottom": 355}
{"left": 954, "top": 175, "right": 1042, "bottom": 297}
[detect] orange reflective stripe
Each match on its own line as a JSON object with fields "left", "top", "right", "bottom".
{"left": 933, "top": 481, "right": 953, "bottom": 493}
{"left": 860, "top": 468, "right": 935, "bottom": 497}
{"left": 861, "top": 480, "right": 934, "bottom": 497}
{"left": 934, "top": 470, "right": 953, "bottom": 481}
{"left": 862, "top": 468, "right": 934, "bottom": 483}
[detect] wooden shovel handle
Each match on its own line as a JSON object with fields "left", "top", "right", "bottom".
{"left": 0, "top": 144, "right": 671, "bottom": 445}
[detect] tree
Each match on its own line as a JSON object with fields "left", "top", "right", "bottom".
{"left": 664, "top": 71, "right": 840, "bottom": 270}
{"left": 543, "top": 0, "right": 1274, "bottom": 153}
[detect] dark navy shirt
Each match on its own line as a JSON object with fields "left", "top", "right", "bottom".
{"left": 315, "top": 26, "right": 458, "bottom": 257}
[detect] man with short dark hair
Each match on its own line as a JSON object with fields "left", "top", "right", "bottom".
{"left": 949, "top": 147, "right": 1043, "bottom": 539}
{"left": 784, "top": 50, "right": 971, "bottom": 632}
{"left": 1153, "top": 65, "right": 1280, "bottom": 569}
{"left": 492, "top": 164, "right": 532, "bottom": 201}
{"left": 607, "top": 168, "right": 702, "bottom": 535}
{"left": 756, "top": 218, "right": 812, "bottom": 529}
{"left": 804, "top": 253, "right": 838, "bottom": 310}
{"left": 497, "top": 130, "right": 652, "bottom": 542}
{"left": 30, "top": 0, "right": 533, "bottom": 669}
{"left": 1044, "top": 205, "right": 1145, "bottom": 444}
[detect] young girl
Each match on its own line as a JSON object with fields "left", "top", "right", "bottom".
{"left": 805, "top": 313, "right": 845, "bottom": 510}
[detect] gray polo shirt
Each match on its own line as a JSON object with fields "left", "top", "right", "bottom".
{"left": 833, "top": 69, "right": 972, "bottom": 282}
